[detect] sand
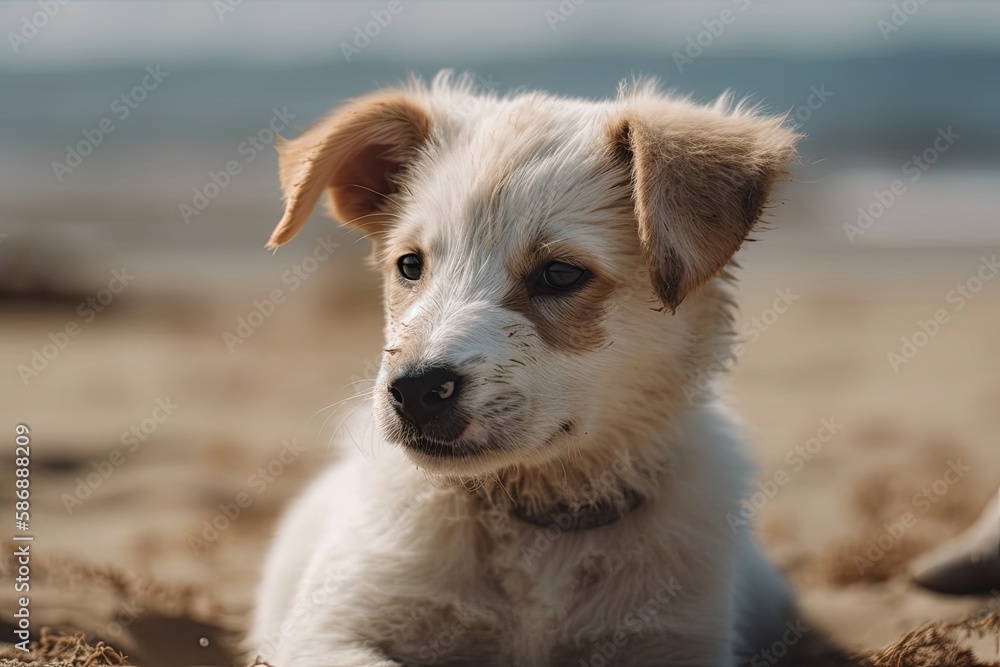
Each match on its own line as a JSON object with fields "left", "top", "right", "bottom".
{"left": 1, "top": 230, "right": 998, "bottom": 665}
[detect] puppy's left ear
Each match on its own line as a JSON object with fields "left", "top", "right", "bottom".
{"left": 609, "top": 100, "right": 799, "bottom": 311}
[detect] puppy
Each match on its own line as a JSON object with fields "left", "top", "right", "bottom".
{"left": 250, "top": 72, "right": 799, "bottom": 666}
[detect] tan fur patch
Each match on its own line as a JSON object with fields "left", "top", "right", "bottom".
{"left": 267, "top": 91, "right": 432, "bottom": 248}
{"left": 499, "top": 239, "right": 618, "bottom": 354}
{"left": 605, "top": 106, "right": 798, "bottom": 310}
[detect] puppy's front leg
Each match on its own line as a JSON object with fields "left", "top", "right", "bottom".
{"left": 273, "top": 643, "right": 401, "bottom": 667}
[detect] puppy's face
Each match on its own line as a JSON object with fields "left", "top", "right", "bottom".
{"left": 268, "top": 76, "right": 798, "bottom": 476}
{"left": 371, "top": 128, "right": 637, "bottom": 475}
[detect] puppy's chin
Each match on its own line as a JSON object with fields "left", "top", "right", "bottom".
{"left": 391, "top": 429, "right": 505, "bottom": 477}
{"left": 384, "top": 416, "right": 575, "bottom": 478}
{"left": 399, "top": 437, "right": 490, "bottom": 471}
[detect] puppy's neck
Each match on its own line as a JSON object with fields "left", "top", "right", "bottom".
{"left": 508, "top": 485, "right": 645, "bottom": 531}
{"left": 470, "top": 423, "right": 679, "bottom": 526}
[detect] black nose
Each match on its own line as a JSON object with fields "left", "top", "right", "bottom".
{"left": 388, "top": 366, "right": 462, "bottom": 429}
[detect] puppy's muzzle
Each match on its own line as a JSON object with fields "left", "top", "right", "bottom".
{"left": 388, "top": 366, "right": 463, "bottom": 433}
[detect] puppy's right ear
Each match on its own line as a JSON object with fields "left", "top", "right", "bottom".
{"left": 267, "top": 91, "right": 432, "bottom": 249}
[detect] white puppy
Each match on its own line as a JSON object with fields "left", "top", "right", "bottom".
{"left": 250, "top": 72, "right": 800, "bottom": 667}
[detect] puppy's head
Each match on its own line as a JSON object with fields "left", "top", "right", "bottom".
{"left": 269, "top": 74, "right": 798, "bottom": 477}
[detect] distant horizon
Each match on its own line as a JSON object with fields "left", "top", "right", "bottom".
{"left": 2, "top": 1, "right": 998, "bottom": 252}
{"left": 4, "top": 42, "right": 1000, "bottom": 74}
{"left": 2, "top": 0, "right": 999, "bottom": 72}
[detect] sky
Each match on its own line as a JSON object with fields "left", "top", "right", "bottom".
{"left": 2, "top": 0, "right": 999, "bottom": 71}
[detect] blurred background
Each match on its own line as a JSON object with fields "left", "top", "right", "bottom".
{"left": 1, "top": 1, "right": 998, "bottom": 664}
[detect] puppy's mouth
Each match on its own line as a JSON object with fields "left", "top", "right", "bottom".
{"left": 397, "top": 421, "right": 573, "bottom": 460}
{"left": 402, "top": 435, "right": 479, "bottom": 459}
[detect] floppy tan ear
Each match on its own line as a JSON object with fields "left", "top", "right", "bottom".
{"left": 267, "top": 90, "right": 432, "bottom": 249}
{"left": 608, "top": 101, "right": 798, "bottom": 311}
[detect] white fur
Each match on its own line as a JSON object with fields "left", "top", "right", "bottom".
{"left": 250, "top": 73, "right": 798, "bottom": 666}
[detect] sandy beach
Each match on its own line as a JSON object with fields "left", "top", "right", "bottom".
{"left": 1, "top": 218, "right": 999, "bottom": 664}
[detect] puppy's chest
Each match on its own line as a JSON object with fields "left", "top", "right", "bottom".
{"left": 384, "top": 523, "right": 667, "bottom": 666}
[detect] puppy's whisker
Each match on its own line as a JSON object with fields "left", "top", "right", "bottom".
{"left": 332, "top": 377, "right": 378, "bottom": 393}
{"left": 320, "top": 391, "right": 375, "bottom": 444}
{"left": 345, "top": 183, "right": 396, "bottom": 201}
{"left": 311, "top": 388, "right": 376, "bottom": 420}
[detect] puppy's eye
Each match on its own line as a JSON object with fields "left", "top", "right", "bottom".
{"left": 538, "top": 261, "right": 588, "bottom": 292}
{"left": 397, "top": 254, "right": 422, "bottom": 281}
